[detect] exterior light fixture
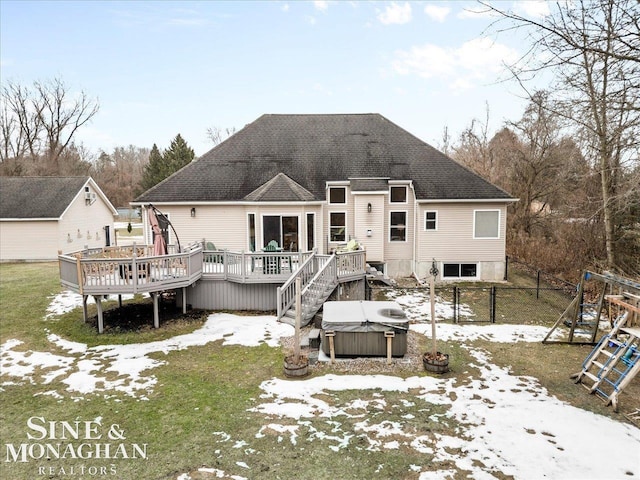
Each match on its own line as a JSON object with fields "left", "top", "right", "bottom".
{"left": 367, "top": 203, "right": 372, "bottom": 213}
{"left": 191, "top": 207, "right": 196, "bottom": 218}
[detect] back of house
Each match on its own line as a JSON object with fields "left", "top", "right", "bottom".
{"left": 134, "top": 113, "right": 515, "bottom": 281}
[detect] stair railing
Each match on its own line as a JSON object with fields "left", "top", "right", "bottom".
{"left": 300, "top": 254, "right": 338, "bottom": 320}
{"left": 277, "top": 251, "right": 324, "bottom": 322}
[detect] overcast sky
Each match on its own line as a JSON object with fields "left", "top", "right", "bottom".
{"left": 1, "top": 1, "right": 550, "bottom": 157}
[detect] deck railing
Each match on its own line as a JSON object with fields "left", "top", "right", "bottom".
{"left": 276, "top": 249, "right": 367, "bottom": 323}
{"left": 202, "top": 249, "right": 314, "bottom": 283}
{"left": 276, "top": 253, "right": 331, "bottom": 321}
{"left": 59, "top": 245, "right": 365, "bottom": 301}
{"left": 58, "top": 243, "right": 203, "bottom": 295}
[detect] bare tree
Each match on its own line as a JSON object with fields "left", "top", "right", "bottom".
{"left": 0, "top": 77, "right": 99, "bottom": 175}
{"left": 452, "top": 103, "right": 497, "bottom": 183}
{"left": 92, "top": 145, "right": 149, "bottom": 206}
{"left": 483, "top": 0, "right": 640, "bottom": 273}
{"left": 206, "top": 126, "right": 236, "bottom": 146}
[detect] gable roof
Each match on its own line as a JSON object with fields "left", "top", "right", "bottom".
{"left": 244, "top": 173, "right": 315, "bottom": 201}
{"left": 135, "top": 114, "right": 513, "bottom": 203}
{"left": 0, "top": 176, "right": 116, "bottom": 219}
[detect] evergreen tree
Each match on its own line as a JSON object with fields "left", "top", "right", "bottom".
{"left": 163, "top": 134, "right": 195, "bottom": 173}
{"left": 139, "top": 144, "right": 165, "bottom": 192}
{"left": 138, "top": 135, "right": 195, "bottom": 193}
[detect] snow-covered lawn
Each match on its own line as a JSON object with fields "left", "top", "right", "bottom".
{"left": 1, "top": 290, "right": 638, "bottom": 479}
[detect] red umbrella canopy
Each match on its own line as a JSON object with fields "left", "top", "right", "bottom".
{"left": 148, "top": 208, "right": 167, "bottom": 256}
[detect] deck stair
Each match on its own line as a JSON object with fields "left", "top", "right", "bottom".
{"left": 281, "top": 258, "right": 338, "bottom": 326}
{"left": 573, "top": 294, "right": 640, "bottom": 412}
{"left": 366, "top": 265, "right": 395, "bottom": 286}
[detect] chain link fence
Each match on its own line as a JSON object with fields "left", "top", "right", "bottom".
{"left": 370, "top": 258, "right": 578, "bottom": 325}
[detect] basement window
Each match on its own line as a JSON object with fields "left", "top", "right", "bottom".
{"left": 443, "top": 263, "right": 477, "bottom": 279}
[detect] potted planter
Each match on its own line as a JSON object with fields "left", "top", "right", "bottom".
{"left": 423, "top": 260, "right": 450, "bottom": 374}
{"left": 284, "top": 354, "right": 309, "bottom": 378}
{"left": 422, "top": 351, "right": 449, "bottom": 373}
{"left": 284, "top": 277, "right": 309, "bottom": 378}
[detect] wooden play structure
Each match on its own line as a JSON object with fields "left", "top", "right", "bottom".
{"left": 543, "top": 271, "right": 640, "bottom": 344}
{"left": 572, "top": 291, "right": 640, "bottom": 412}
{"left": 543, "top": 271, "right": 640, "bottom": 412}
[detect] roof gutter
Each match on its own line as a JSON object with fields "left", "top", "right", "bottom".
{"left": 416, "top": 198, "right": 519, "bottom": 204}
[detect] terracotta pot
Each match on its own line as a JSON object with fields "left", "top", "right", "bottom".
{"left": 284, "top": 355, "right": 309, "bottom": 378}
{"left": 423, "top": 352, "right": 449, "bottom": 374}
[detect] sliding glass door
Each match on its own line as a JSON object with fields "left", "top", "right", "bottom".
{"left": 262, "top": 215, "right": 299, "bottom": 251}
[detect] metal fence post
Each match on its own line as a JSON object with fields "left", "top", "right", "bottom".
{"left": 490, "top": 285, "right": 497, "bottom": 323}
{"left": 537, "top": 270, "right": 541, "bottom": 299}
{"left": 504, "top": 255, "right": 509, "bottom": 281}
{"left": 453, "top": 286, "right": 458, "bottom": 323}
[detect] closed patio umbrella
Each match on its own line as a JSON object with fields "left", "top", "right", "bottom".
{"left": 148, "top": 207, "right": 167, "bottom": 256}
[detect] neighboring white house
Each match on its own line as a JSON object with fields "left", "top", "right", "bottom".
{"left": 0, "top": 176, "right": 118, "bottom": 261}
{"left": 134, "top": 114, "right": 517, "bottom": 281}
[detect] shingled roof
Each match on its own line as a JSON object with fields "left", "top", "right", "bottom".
{"left": 136, "top": 114, "right": 513, "bottom": 203}
{"left": 0, "top": 176, "right": 90, "bottom": 219}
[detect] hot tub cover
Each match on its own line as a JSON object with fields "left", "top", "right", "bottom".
{"left": 322, "top": 301, "right": 409, "bottom": 333}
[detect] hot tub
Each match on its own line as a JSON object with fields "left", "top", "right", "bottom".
{"left": 321, "top": 301, "right": 408, "bottom": 357}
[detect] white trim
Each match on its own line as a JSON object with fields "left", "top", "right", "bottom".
{"left": 417, "top": 198, "right": 518, "bottom": 204}
{"left": 441, "top": 262, "right": 479, "bottom": 280}
{"left": 130, "top": 201, "right": 325, "bottom": 207}
{"left": 328, "top": 186, "right": 347, "bottom": 205}
{"left": 260, "top": 213, "right": 301, "bottom": 251}
{"left": 247, "top": 212, "right": 257, "bottom": 251}
{"left": 0, "top": 217, "right": 59, "bottom": 222}
{"left": 305, "top": 212, "right": 316, "bottom": 251}
{"left": 328, "top": 211, "right": 347, "bottom": 244}
{"left": 473, "top": 209, "right": 501, "bottom": 239}
{"left": 424, "top": 210, "right": 438, "bottom": 231}
{"left": 351, "top": 191, "right": 389, "bottom": 195}
{"left": 389, "top": 210, "right": 408, "bottom": 243}
{"left": 389, "top": 185, "right": 408, "bottom": 204}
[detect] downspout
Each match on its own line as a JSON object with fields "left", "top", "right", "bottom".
{"left": 410, "top": 182, "right": 421, "bottom": 282}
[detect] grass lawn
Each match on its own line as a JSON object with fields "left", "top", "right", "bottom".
{"left": 1, "top": 263, "right": 637, "bottom": 480}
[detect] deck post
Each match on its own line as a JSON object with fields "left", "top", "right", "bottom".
{"left": 118, "top": 295, "right": 122, "bottom": 309}
{"left": 153, "top": 293, "right": 159, "bottom": 328}
{"left": 95, "top": 295, "right": 104, "bottom": 333}
{"left": 82, "top": 295, "right": 88, "bottom": 323}
{"left": 75, "top": 254, "right": 84, "bottom": 295}
{"left": 182, "top": 287, "right": 187, "bottom": 314}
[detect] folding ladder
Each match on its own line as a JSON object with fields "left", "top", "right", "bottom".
{"left": 574, "top": 294, "right": 640, "bottom": 412}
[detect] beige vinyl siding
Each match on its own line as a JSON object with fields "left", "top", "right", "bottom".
{"left": 1, "top": 186, "right": 114, "bottom": 261}
{"left": 416, "top": 203, "right": 506, "bottom": 261}
{"left": 384, "top": 186, "right": 415, "bottom": 261}
{"left": 145, "top": 204, "right": 323, "bottom": 252}
{"left": 354, "top": 194, "right": 385, "bottom": 262}
{"left": 0, "top": 221, "right": 59, "bottom": 260}
{"left": 325, "top": 185, "right": 355, "bottom": 252}
{"left": 59, "top": 191, "right": 115, "bottom": 253}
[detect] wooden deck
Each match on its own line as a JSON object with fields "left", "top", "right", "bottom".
{"left": 59, "top": 244, "right": 204, "bottom": 296}
{"left": 58, "top": 245, "right": 367, "bottom": 333}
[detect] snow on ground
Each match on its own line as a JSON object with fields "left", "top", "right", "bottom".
{"left": 2, "top": 289, "right": 639, "bottom": 479}
{"left": 2, "top": 291, "right": 292, "bottom": 399}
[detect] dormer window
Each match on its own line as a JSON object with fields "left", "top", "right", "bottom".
{"left": 329, "top": 187, "right": 346, "bottom": 204}
{"left": 390, "top": 186, "right": 407, "bottom": 203}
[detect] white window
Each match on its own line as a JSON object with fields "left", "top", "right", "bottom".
{"left": 329, "top": 187, "right": 346, "bottom": 204}
{"left": 389, "top": 211, "right": 407, "bottom": 242}
{"left": 390, "top": 186, "right": 407, "bottom": 203}
{"left": 443, "top": 263, "right": 478, "bottom": 279}
{"left": 329, "top": 212, "right": 346, "bottom": 242}
{"left": 474, "top": 210, "right": 500, "bottom": 239}
{"left": 425, "top": 211, "right": 437, "bottom": 231}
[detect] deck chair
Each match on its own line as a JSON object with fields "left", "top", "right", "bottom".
{"left": 263, "top": 241, "right": 281, "bottom": 274}
{"left": 205, "top": 242, "right": 222, "bottom": 263}
{"left": 264, "top": 240, "right": 279, "bottom": 251}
